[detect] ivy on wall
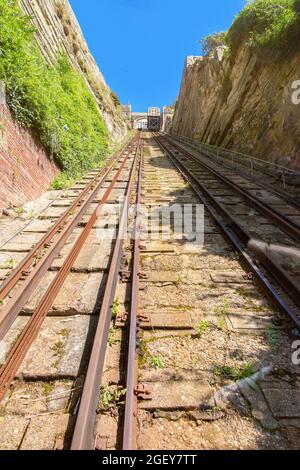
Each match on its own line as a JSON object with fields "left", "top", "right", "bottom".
{"left": 0, "top": 0, "right": 109, "bottom": 181}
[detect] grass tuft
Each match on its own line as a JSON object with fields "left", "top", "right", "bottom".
{"left": 213, "top": 362, "right": 256, "bottom": 381}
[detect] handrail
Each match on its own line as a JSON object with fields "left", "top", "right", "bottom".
{"left": 168, "top": 132, "right": 300, "bottom": 193}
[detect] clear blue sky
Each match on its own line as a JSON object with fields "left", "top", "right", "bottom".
{"left": 70, "top": 0, "right": 246, "bottom": 112}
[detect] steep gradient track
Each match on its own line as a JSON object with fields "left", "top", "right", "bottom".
{"left": 0, "top": 132, "right": 299, "bottom": 450}
{"left": 71, "top": 138, "right": 144, "bottom": 450}
{"left": 153, "top": 133, "right": 300, "bottom": 328}
{"left": 93, "top": 133, "right": 300, "bottom": 451}
{"left": 0, "top": 134, "right": 140, "bottom": 403}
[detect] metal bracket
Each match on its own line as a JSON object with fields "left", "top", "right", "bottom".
{"left": 20, "top": 269, "right": 31, "bottom": 280}
{"left": 120, "top": 270, "right": 131, "bottom": 282}
{"left": 115, "top": 312, "right": 128, "bottom": 328}
{"left": 138, "top": 313, "right": 151, "bottom": 327}
{"left": 138, "top": 272, "right": 148, "bottom": 280}
{"left": 134, "top": 384, "right": 152, "bottom": 401}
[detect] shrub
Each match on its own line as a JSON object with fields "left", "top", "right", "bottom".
{"left": 63, "top": 24, "right": 70, "bottom": 36}
{"left": 0, "top": 0, "right": 109, "bottom": 177}
{"left": 55, "top": 1, "right": 66, "bottom": 20}
{"left": 110, "top": 91, "right": 120, "bottom": 107}
{"left": 72, "top": 41, "right": 80, "bottom": 56}
{"left": 226, "top": 0, "right": 300, "bottom": 57}
{"left": 199, "top": 32, "right": 227, "bottom": 56}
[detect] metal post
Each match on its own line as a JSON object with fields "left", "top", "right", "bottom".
{"left": 282, "top": 171, "right": 286, "bottom": 191}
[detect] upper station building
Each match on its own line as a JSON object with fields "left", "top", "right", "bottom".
{"left": 121, "top": 105, "right": 174, "bottom": 131}
{"left": 147, "top": 107, "right": 161, "bottom": 131}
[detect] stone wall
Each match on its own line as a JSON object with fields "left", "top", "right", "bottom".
{"left": 172, "top": 48, "right": 300, "bottom": 168}
{"left": 0, "top": 102, "right": 59, "bottom": 212}
{"left": 19, "top": 0, "right": 127, "bottom": 141}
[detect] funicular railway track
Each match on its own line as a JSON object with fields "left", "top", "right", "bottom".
{"left": 0, "top": 130, "right": 147, "bottom": 450}
{"left": 169, "top": 134, "right": 300, "bottom": 209}
{"left": 70, "top": 138, "right": 144, "bottom": 450}
{"left": 161, "top": 134, "right": 300, "bottom": 240}
{"left": 0, "top": 134, "right": 140, "bottom": 403}
{"left": 85, "top": 133, "right": 300, "bottom": 451}
{"left": 0, "top": 132, "right": 299, "bottom": 450}
{"left": 153, "top": 133, "right": 300, "bottom": 327}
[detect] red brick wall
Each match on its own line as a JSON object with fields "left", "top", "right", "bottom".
{"left": 0, "top": 101, "right": 59, "bottom": 213}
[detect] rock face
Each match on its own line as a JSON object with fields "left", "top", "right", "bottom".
{"left": 19, "top": 0, "right": 127, "bottom": 141}
{"left": 172, "top": 47, "right": 300, "bottom": 169}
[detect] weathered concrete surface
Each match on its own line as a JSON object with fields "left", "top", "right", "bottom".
{"left": 22, "top": 272, "right": 107, "bottom": 316}
{"left": 139, "top": 378, "right": 212, "bottom": 411}
{"left": 1, "top": 316, "right": 97, "bottom": 377}
{"left": 0, "top": 416, "right": 29, "bottom": 450}
{"left": 20, "top": 414, "right": 70, "bottom": 450}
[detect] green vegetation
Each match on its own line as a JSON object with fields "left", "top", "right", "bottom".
{"left": 195, "top": 320, "right": 210, "bottom": 338}
{"left": 149, "top": 356, "right": 165, "bottom": 370}
{"left": 112, "top": 297, "right": 120, "bottom": 319}
{"left": 108, "top": 328, "right": 119, "bottom": 347}
{"left": 267, "top": 324, "right": 279, "bottom": 349}
{"left": 213, "top": 362, "right": 255, "bottom": 381}
{"left": 138, "top": 338, "right": 149, "bottom": 367}
{"left": 199, "top": 32, "right": 227, "bottom": 55}
{"left": 226, "top": 0, "right": 300, "bottom": 57}
{"left": 214, "top": 297, "right": 229, "bottom": 331}
{"left": 110, "top": 90, "right": 120, "bottom": 107}
{"left": 101, "top": 386, "right": 126, "bottom": 410}
{"left": 14, "top": 207, "right": 24, "bottom": 216}
{"left": 50, "top": 173, "right": 75, "bottom": 190}
{"left": 0, "top": 257, "right": 16, "bottom": 270}
{"left": 199, "top": 1, "right": 300, "bottom": 59}
{"left": 44, "top": 382, "right": 55, "bottom": 397}
{"left": 0, "top": 0, "right": 109, "bottom": 178}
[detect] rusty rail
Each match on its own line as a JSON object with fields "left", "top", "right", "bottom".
{"left": 163, "top": 134, "right": 300, "bottom": 242}
{"left": 169, "top": 133, "right": 300, "bottom": 209}
{"left": 0, "top": 138, "right": 133, "bottom": 304}
{"left": 122, "top": 146, "right": 143, "bottom": 450}
{"left": 70, "top": 136, "right": 143, "bottom": 450}
{"left": 156, "top": 134, "right": 300, "bottom": 310}
{"left": 0, "top": 137, "right": 140, "bottom": 403}
{"left": 153, "top": 134, "right": 300, "bottom": 330}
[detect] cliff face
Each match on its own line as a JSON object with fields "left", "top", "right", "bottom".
{"left": 19, "top": 0, "right": 127, "bottom": 141}
{"left": 172, "top": 48, "right": 300, "bottom": 168}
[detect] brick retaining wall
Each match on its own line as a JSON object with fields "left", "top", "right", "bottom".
{"left": 0, "top": 102, "right": 59, "bottom": 213}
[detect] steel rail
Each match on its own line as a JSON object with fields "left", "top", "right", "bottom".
{"left": 169, "top": 132, "right": 299, "bottom": 183}
{"left": 70, "top": 137, "right": 143, "bottom": 450}
{"left": 156, "top": 135, "right": 300, "bottom": 309}
{"left": 0, "top": 137, "right": 136, "bottom": 303}
{"left": 162, "top": 134, "right": 300, "bottom": 242}
{"left": 0, "top": 143, "right": 139, "bottom": 403}
{"left": 122, "top": 148, "right": 143, "bottom": 450}
{"left": 153, "top": 134, "right": 300, "bottom": 330}
{"left": 169, "top": 134, "right": 300, "bottom": 209}
{"left": 0, "top": 138, "right": 138, "bottom": 341}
